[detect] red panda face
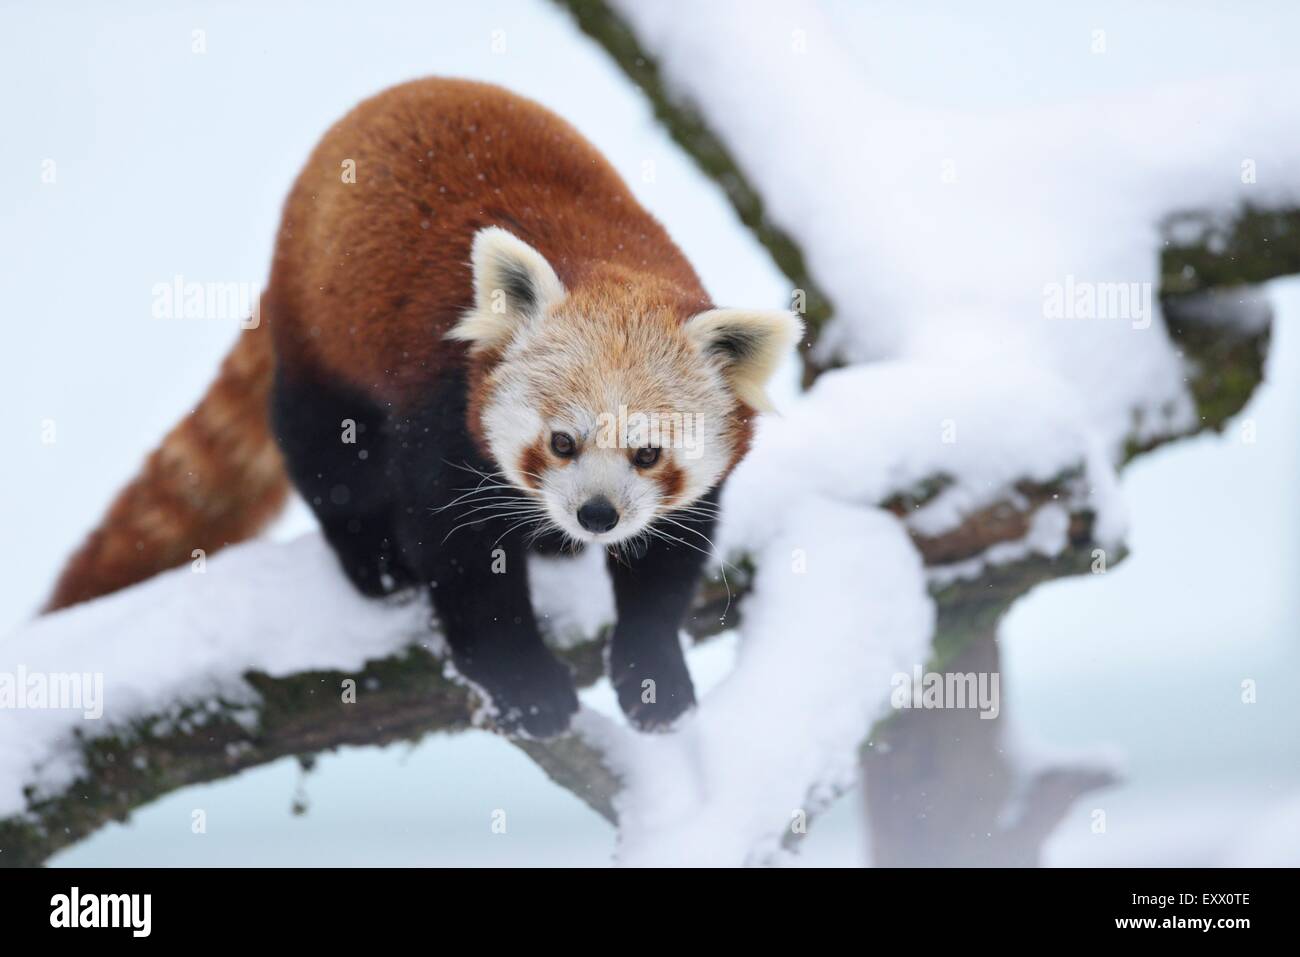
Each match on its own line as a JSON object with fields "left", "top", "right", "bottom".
{"left": 449, "top": 227, "right": 802, "bottom": 547}
{"left": 480, "top": 311, "right": 738, "bottom": 546}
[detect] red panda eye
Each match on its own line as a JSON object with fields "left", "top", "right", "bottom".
{"left": 633, "top": 446, "right": 660, "bottom": 468}
{"left": 550, "top": 431, "right": 576, "bottom": 458}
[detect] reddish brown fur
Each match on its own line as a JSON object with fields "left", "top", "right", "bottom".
{"left": 47, "top": 78, "right": 756, "bottom": 610}
{"left": 45, "top": 326, "right": 289, "bottom": 610}
{"left": 517, "top": 439, "right": 549, "bottom": 491}
{"left": 652, "top": 460, "right": 686, "bottom": 506}
{"left": 265, "top": 79, "right": 714, "bottom": 416}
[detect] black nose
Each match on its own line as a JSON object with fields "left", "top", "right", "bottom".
{"left": 577, "top": 496, "right": 619, "bottom": 533}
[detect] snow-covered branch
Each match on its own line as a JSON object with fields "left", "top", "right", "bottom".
{"left": 0, "top": 287, "right": 1273, "bottom": 865}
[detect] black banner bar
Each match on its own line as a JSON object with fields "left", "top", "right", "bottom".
{"left": 0, "top": 866, "right": 1281, "bottom": 941}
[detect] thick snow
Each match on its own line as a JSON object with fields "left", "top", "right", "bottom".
{"left": 0, "top": 537, "right": 431, "bottom": 817}
{"left": 720, "top": 358, "right": 1127, "bottom": 556}
{"left": 613, "top": 0, "right": 1300, "bottom": 457}
{"left": 529, "top": 547, "right": 616, "bottom": 649}
{"left": 581, "top": 501, "right": 932, "bottom": 865}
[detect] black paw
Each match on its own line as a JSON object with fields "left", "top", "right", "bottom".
{"left": 466, "top": 653, "right": 579, "bottom": 740}
{"left": 496, "top": 685, "right": 579, "bottom": 739}
{"left": 611, "top": 645, "right": 696, "bottom": 732}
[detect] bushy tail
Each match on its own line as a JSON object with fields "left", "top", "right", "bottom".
{"left": 44, "top": 325, "right": 290, "bottom": 612}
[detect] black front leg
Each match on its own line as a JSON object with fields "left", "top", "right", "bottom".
{"left": 387, "top": 385, "right": 578, "bottom": 739}
{"left": 406, "top": 519, "right": 579, "bottom": 738}
{"left": 607, "top": 493, "right": 719, "bottom": 730}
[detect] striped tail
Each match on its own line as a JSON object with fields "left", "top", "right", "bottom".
{"left": 44, "top": 324, "right": 290, "bottom": 611}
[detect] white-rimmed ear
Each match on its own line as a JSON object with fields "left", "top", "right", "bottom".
{"left": 684, "top": 308, "right": 804, "bottom": 412}
{"left": 448, "top": 227, "right": 565, "bottom": 351}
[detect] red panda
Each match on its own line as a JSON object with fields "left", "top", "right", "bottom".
{"left": 45, "top": 78, "right": 801, "bottom": 736}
